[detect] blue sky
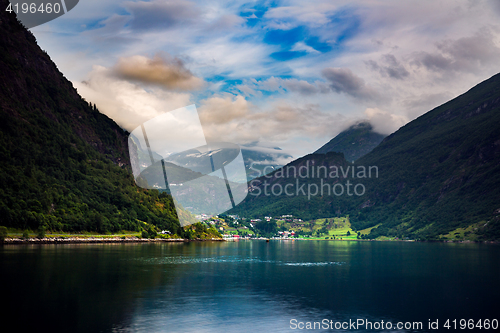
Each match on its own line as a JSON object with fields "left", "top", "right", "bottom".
{"left": 30, "top": 0, "right": 500, "bottom": 158}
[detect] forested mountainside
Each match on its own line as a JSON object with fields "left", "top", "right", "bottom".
{"left": 0, "top": 1, "right": 195, "bottom": 237}
{"left": 352, "top": 72, "right": 500, "bottom": 240}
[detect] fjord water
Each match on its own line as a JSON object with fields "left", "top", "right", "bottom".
{"left": 1, "top": 241, "right": 499, "bottom": 332}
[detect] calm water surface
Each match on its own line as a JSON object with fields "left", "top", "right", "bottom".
{"left": 1, "top": 240, "right": 499, "bottom": 332}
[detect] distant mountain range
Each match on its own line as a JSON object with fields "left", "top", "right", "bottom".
{"left": 130, "top": 134, "right": 292, "bottom": 183}
{"left": 240, "top": 142, "right": 293, "bottom": 181}
{"left": 314, "top": 122, "right": 386, "bottom": 161}
{"left": 231, "top": 73, "right": 500, "bottom": 241}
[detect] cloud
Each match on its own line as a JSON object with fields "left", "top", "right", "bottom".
{"left": 197, "top": 95, "right": 348, "bottom": 146}
{"left": 207, "top": 14, "right": 245, "bottom": 31}
{"left": 290, "top": 42, "right": 321, "bottom": 54}
{"left": 237, "top": 77, "right": 331, "bottom": 97}
{"left": 73, "top": 65, "right": 192, "bottom": 131}
{"left": 124, "top": 0, "right": 200, "bottom": 31}
{"left": 112, "top": 54, "right": 204, "bottom": 90}
{"left": 364, "top": 108, "right": 407, "bottom": 134}
{"left": 366, "top": 54, "right": 410, "bottom": 80}
{"left": 402, "top": 92, "right": 453, "bottom": 119}
{"left": 82, "top": 14, "right": 138, "bottom": 47}
{"left": 199, "top": 95, "right": 250, "bottom": 125}
{"left": 241, "top": 144, "right": 295, "bottom": 166}
{"left": 489, "top": 0, "right": 500, "bottom": 15}
{"left": 264, "top": 3, "right": 339, "bottom": 27}
{"left": 32, "top": 0, "right": 500, "bottom": 158}
{"left": 282, "top": 79, "right": 326, "bottom": 95}
{"left": 413, "top": 52, "right": 452, "bottom": 72}
{"left": 438, "top": 30, "right": 500, "bottom": 65}
{"left": 412, "top": 30, "right": 500, "bottom": 73}
{"left": 322, "top": 68, "right": 380, "bottom": 101}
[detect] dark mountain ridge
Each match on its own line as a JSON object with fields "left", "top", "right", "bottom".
{"left": 314, "top": 121, "right": 386, "bottom": 161}
{"left": 352, "top": 72, "right": 500, "bottom": 240}
{"left": 230, "top": 151, "right": 352, "bottom": 220}
{"left": 0, "top": 4, "right": 128, "bottom": 165}
{"left": 0, "top": 1, "right": 188, "bottom": 236}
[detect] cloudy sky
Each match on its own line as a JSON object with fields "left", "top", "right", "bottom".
{"left": 30, "top": 0, "right": 500, "bottom": 158}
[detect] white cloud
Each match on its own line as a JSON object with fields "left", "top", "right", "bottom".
{"left": 291, "top": 42, "right": 321, "bottom": 54}
{"left": 264, "top": 3, "right": 339, "bottom": 27}
{"left": 411, "top": 29, "right": 500, "bottom": 74}
{"left": 237, "top": 77, "right": 330, "bottom": 97}
{"left": 74, "top": 65, "right": 192, "bottom": 131}
{"left": 199, "top": 95, "right": 250, "bottom": 125}
{"left": 198, "top": 95, "right": 349, "bottom": 151}
{"left": 113, "top": 54, "right": 204, "bottom": 90}
{"left": 364, "top": 108, "right": 407, "bottom": 134}
{"left": 29, "top": 0, "right": 500, "bottom": 158}
{"left": 206, "top": 14, "right": 245, "bottom": 31}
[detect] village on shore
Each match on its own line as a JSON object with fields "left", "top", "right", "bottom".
{"left": 195, "top": 214, "right": 362, "bottom": 240}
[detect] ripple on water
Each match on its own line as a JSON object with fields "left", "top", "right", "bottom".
{"left": 128, "top": 256, "right": 345, "bottom": 266}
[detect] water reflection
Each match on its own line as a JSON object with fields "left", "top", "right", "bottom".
{"left": 1, "top": 241, "right": 499, "bottom": 332}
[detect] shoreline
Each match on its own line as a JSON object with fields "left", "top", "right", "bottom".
{"left": 1, "top": 237, "right": 497, "bottom": 245}
{"left": 1, "top": 237, "right": 224, "bottom": 245}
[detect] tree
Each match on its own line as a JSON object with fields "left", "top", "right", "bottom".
{"left": 36, "top": 226, "right": 46, "bottom": 239}
{"left": 0, "top": 226, "right": 7, "bottom": 242}
{"left": 346, "top": 230, "right": 351, "bottom": 236}
{"left": 147, "top": 225, "right": 157, "bottom": 239}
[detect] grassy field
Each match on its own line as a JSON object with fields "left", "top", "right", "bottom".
{"left": 3, "top": 229, "right": 143, "bottom": 238}
{"left": 439, "top": 221, "right": 486, "bottom": 241}
{"left": 222, "top": 227, "right": 255, "bottom": 236}
{"left": 277, "top": 216, "right": 358, "bottom": 240}
{"left": 358, "top": 224, "right": 382, "bottom": 235}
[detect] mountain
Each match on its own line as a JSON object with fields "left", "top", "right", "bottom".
{"left": 352, "top": 73, "right": 500, "bottom": 240}
{"left": 314, "top": 122, "right": 386, "bottom": 161}
{"left": 231, "top": 73, "right": 500, "bottom": 240}
{"left": 230, "top": 151, "right": 352, "bottom": 221}
{"left": 132, "top": 141, "right": 248, "bottom": 215}
{"left": 240, "top": 143, "right": 293, "bottom": 181}
{"left": 0, "top": 2, "right": 193, "bottom": 236}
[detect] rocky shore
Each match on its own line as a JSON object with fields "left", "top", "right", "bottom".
{"left": 2, "top": 237, "right": 224, "bottom": 245}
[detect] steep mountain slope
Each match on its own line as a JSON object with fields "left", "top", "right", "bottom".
{"left": 314, "top": 122, "right": 386, "bottom": 161}
{"left": 352, "top": 72, "right": 500, "bottom": 240}
{"left": 230, "top": 152, "right": 353, "bottom": 221}
{"left": 232, "top": 73, "right": 500, "bottom": 240}
{"left": 0, "top": 1, "right": 184, "bottom": 235}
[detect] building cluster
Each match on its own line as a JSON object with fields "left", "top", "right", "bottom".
{"left": 197, "top": 214, "right": 303, "bottom": 239}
